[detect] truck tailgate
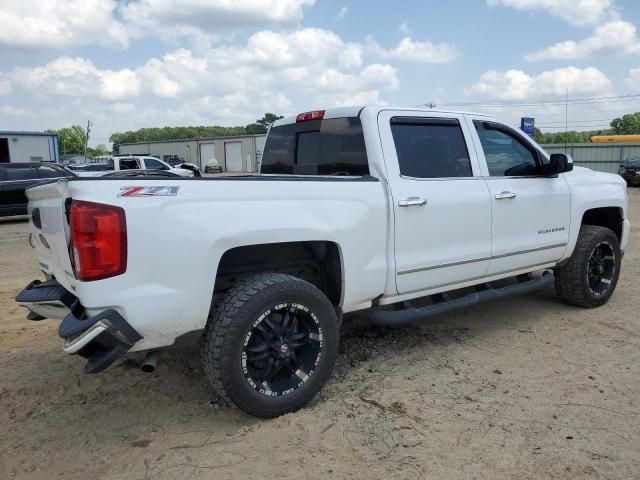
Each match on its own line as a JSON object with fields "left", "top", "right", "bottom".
{"left": 26, "top": 180, "right": 75, "bottom": 291}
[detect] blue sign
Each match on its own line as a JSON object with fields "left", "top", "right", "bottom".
{"left": 521, "top": 117, "right": 535, "bottom": 136}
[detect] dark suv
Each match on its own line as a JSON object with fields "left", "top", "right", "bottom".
{"left": 0, "top": 163, "right": 75, "bottom": 217}
{"left": 619, "top": 159, "right": 640, "bottom": 186}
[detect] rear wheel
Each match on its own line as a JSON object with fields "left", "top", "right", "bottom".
{"left": 554, "top": 225, "right": 621, "bottom": 307}
{"left": 201, "top": 273, "right": 340, "bottom": 417}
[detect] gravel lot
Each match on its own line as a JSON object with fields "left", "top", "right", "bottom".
{"left": 1, "top": 189, "right": 639, "bottom": 480}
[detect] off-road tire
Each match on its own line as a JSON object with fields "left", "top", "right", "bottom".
{"left": 201, "top": 273, "right": 340, "bottom": 418}
{"left": 554, "top": 225, "right": 621, "bottom": 307}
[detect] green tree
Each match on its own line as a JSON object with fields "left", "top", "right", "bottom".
{"left": 46, "top": 125, "right": 87, "bottom": 154}
{"left": 109, "top": 113, "right": 285, "bottom": 148}
{"left": 610, "top": 112, "right": 640, "bottom": 134}
{"left": 90, "top": 144, "right": 110, "bottom": 157}
{"left": 256, "top": 113, "right": 284, "bottom": 131}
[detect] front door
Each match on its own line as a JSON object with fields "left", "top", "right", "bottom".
{"left": 468, "top": 118, "right": 571, "bottom": 275}
{"left": 378, "top": 110, "right": 493, "bottom": 295}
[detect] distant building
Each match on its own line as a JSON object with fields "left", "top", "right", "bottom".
{"left": 0, "top": 131, "right": 59, "bottom": 163}
{"left": 116, "top": 134, "right": 266, "bottom": 173}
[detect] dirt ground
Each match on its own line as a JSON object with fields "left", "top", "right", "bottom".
{"left": 1, "top": 190, "right": 639, "bottom": 480}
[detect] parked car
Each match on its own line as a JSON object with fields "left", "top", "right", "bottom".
{"left": 0, "top": 163, "right": 74, "bottom": 217}
{"left": 103, "top": 169, "right": 182, "bottom": 178}
{"left": 619, "top": 159, "right": 640, "bottom": 185}
{"left": 17, "top": 106, "right": 630, "bottom": 418}
{"left": 68, "top": 156, "right": 195, "bottom": 178}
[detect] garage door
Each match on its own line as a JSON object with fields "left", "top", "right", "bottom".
{"left": 200, "top": 143, "right": 216, "bottom": 167}
{"left": 225, "top": 142, "right": 243, "bottom": 172}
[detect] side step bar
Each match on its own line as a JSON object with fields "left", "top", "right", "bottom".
{"left": 369, "top": 272, "right": 554, "bottom": 327}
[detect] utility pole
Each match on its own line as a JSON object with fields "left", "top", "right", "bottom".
{"left": 564, "top": 88, "right": 568, "bottom": 154}
{"left": 83, "top": 120, "right": 92, "bottom": 162}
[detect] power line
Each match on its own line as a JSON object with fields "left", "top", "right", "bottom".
{"left": 537, "top": 118, "right": 615, "bottom": 125}
{"left": 437, "top": 94, "right": 640, "bottom": 108}
{"left": 538, "top": 125, "right": 612, "bottom": 130}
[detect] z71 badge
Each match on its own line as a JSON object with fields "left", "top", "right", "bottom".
{"left": 119, "top": 186, "right": 180, "bottom": 197}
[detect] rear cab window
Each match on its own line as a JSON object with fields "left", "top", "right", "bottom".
{"left": 38, "top": 165, "right": 73, "bottom": 178}
{"left": 261, "top": 117, "right": 369, "bottom": 176}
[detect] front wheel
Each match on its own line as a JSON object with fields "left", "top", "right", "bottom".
{"left": 554, "top": 225, "right": 622, "bottom": 307}
{"left": 201, "top": 273, "right": 340, "bottom": 417}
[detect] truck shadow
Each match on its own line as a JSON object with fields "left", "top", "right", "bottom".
{"left": 0, "top": 215, "right": 29, "bottom": 225}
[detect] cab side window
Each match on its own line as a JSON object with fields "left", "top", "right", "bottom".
{"left": 391, "top": 117, "right": 472, "bottom": 179}
{"left": 120, "top": 159, "right": 140, "bottom": 170}
{"left": 144, "top": 158, "right": 168, "bottom": 170}
{"left": 474, "top": 121, "right": 539, "bottom": 177}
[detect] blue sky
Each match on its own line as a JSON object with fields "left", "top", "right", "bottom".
{"left": 1, "top": 0, "right": 640, "bottom": 146}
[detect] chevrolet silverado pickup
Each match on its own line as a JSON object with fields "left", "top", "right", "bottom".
{"left": 16, "top": 106, "right": 630, "bottom": 417}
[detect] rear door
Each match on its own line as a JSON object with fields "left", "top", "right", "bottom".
{"left": 467, "top": 117, "right": 570, "bottom": 275}
{"left": 4, "top": 165, "right": 38, "bottom": 211}
{"left": 378, "top": 110, "right": 493, "bottom": 294}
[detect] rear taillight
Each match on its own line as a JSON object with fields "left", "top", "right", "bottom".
{"left": 296, "top": 110, "right": 325, "bottom": 122}
{"left": 69, "top": 200, "right": 127, "bottom": 281}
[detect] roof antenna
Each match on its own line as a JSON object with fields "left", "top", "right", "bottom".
{"left": 415, "top": 102, "right": 436, "bottom": 108}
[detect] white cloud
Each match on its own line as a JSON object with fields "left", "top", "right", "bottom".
{"left": 2, "top": 26, "right": 400, "bottom": 134}
{"left": 0, "top": 105, "right": 28, "bottom": 116}
{"left": 10, "top": 57, "right": 141, "bottom": 100}
{"left": 0, "top": 0, "right": 128, "bottom": 48}
{"left": 526, "top": 20, "right": 640, "bottom": 61}
{"left": 399, "top": 21, "right": 412, "bottom": 35}
{"left": 466, "top": 66, "right": 612, "bottom": 100}
{"left": 111, "top": 103, "right": 136, "bottom": 113}
{"left": 368, "top": 36, "right": 457, "bottom": 63}
{"left": 121, "top": 0, "right": 314, "bottom": 42}
{"left": 0, "top": 79, "right": 11, "bottom": 96}
{"left": 487, "top": 0, "right": 614, "bottom": 26}
{"left": 626, "top": 67, "right": 640, "bottom": 88}
{"left": 138, "top": 49, "right": 208, "bottom": 98}
{"left": 336, "top": 6, "right": 348, "bottom": 20}
{"left": 316, "top": 64, "right": 399, "bottom": 92}
{"left": 176, "top": 91, "right": 293, "bottom": 122}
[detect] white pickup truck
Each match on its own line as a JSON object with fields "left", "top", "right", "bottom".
{"left": 17, "top": 106, "right": 630, "bottom": 417}
{"left": 68, "top": 156, "right": 195, "bottom": 177}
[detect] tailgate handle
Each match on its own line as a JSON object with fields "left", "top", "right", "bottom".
{"left": 32, "top": 208, "right": 42, "bottom": 229}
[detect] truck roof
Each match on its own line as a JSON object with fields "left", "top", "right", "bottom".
{"left": 273, "top": 106, "right": 505, "bottom": 128}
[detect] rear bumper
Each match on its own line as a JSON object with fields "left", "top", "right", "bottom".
{"left": 58, "top": 308, "right": 142, "bottom": 373}
{"left": 16, "top": 280, "right": 142, "bottom": 373}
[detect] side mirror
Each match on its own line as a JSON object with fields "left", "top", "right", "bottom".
{"left": 548, "top": 153, "right": 573, "bottom": 175}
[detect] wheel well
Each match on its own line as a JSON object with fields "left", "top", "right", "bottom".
{"left": 581, "top": 207, "right": 623, "bottom": 240}
{"left": 215, "top": 241, "right": 343, "bottom": 306}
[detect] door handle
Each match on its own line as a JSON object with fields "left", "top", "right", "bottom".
{"left": 495, "top": 191, "right": 516, "bottom": 200}
{"left": 398, "top": 197, "right": 427, "bottom": 207}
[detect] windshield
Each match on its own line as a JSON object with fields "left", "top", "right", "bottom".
{"left": 261, "top": 117, "right": 369, "bottom": 176}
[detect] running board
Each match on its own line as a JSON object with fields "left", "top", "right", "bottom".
{"left": 369, "top": 272, "right": 554, "bottom": 327}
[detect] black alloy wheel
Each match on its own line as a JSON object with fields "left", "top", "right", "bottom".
{"left": 242, "top": 303, "right": 322, "bottom": 397}
{"left": 201, "top": 273, "right": 340, "bottom": 417}
{"left": 586, "top": 241, "right": 616, "bottom": 297}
